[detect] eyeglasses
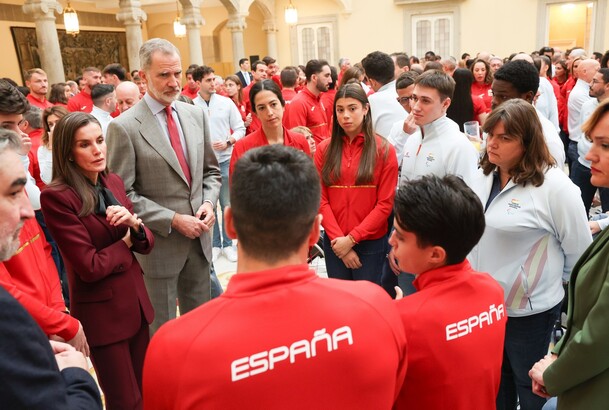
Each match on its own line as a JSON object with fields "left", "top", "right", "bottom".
{"left": 397, "top": 96, "right": 413, "bottom": 105}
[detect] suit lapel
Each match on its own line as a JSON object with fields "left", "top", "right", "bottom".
{"left": 136, "top": 103, "right": 190, "bottom": 186}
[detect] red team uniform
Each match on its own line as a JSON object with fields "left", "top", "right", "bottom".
{"left": 283, "top": 88, "right": 330, "bottom": 146}
{"left": 143, "top": 264, "right": 408, "bottom": 409}
{"left": 394, "top": 260, "right": 506, "bottom": 409}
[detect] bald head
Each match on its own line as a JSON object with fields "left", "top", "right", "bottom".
{"left": 578, "top": 59, "right": 600, "bottom": 83}
{"left": 115, "top": 81, "right": 141, "bottom": 113}
{"left": 511, "top": 53, "right": 534, "bottom": 64}
{"left": 477, "top": 51, "right": 491, "bottom": 62}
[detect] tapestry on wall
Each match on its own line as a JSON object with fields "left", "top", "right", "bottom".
{"left": 11, "top": 27, "right": 128, "bottom": 83}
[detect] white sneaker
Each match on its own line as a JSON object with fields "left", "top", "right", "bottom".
{"left": 212, "top": 247, "right": 221, "bottom": 262}
{"left": 223, "top": 246, "right": 237, "bottom": 262}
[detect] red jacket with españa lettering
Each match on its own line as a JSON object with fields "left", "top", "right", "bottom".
{"left": 394, "top": 260, "right": 506, "bottom": 410}
{"left": 143, "top": 264, "right": 408, "bottom": 410}
{"left": 283, "top": 87, "right": 330, "bottom": 146}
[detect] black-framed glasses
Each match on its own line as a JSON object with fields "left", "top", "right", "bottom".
{"left": 397, "top": 96, "right": 413, "bottom": 105}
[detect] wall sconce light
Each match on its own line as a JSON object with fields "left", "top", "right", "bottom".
{"left": 285, "top": 0, "right": 298, "bottom": 25}
{"left": 63, "top": 0, "right": 80, "bottom": 36}
{"left": 173, "top": 0, "right": 186, "bottom": 38}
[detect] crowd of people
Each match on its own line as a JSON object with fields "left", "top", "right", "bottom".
{"left": 1, "top": 38, "right": 609, "bottom": 409}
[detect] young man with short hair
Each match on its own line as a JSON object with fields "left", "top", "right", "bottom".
{"left": 399, "top": 69, "right": 478, "bottom": 186}
{"left": 283, "top": 59, "right": 332, "bottom": 146}
{"left": 101, "top": 63, "right": 127, "bottom": 87}
{"left": 90, "top": 83, "right": 116, "bottom": 137}
{"left": 143, "top": 145, "right": 408, "bottom": 409}
{"left": 242, "top": 60, "right": 268, "bottom": 133}
{"left": 362, "top": 51, "right": 406, "bottom": 138}
{"left": 192, "top": 65, "right": 245, "bottom": 264}
{"left": 25, "top": 68, "right": 53, "bottom": 110}
{"left": 235, "top": 58, "right": 252, "bottom": 87}
{"left": 181, "top": 64, "right": 200, "bottom": 100}
{"left": 391, "top": 174, "right": 506, "bottom": 410}
{"left": 67, "top": 67, "right": 102, "bottom": 113}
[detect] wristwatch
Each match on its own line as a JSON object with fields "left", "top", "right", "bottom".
{"left": 226, "top": 138, "right": 233, "bottom": 147}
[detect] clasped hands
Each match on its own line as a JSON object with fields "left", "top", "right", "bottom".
{"left": 171, "top": 202, "right": 215, "bottom": 239}
{"left": 529, "top": 354, "right": 557, "bottom": 398}
{"left": 106, "top": 205, "right": 142, "bottom": 247}
{"left": 331, "top": 236, "right": 362, "bottom": 269}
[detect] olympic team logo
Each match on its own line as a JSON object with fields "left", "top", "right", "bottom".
{"left": 506, "top": 198, "right": 521, "bottom": 215}
{"left": 425, "top": 153, "right": 435, "bottom": 167}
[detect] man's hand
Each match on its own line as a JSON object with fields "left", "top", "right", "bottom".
{"left": 67, "top": 321, "right": 90, "bottom": 357}
{"left": 212, "top": 140, "right": 229, "bottom": 151}
{"left": 590, "top": 221, "right": 601, "bottom": 235}
{"left": 171, "top": 213, "right": 207, "bottom": 239}
{"left": 341, "top": 249, "right": 362, "bottom": 269}
{"left": 55, "top": 350, "right": 89, "bottom": 371}
{"left": 402, "top": 113, "right": 417, "bottom": 135}
{"left": 19, "top": 134, "right": 32, "bottom": 155}
{"left": 387, "top": 247, "right": 400, "bottom": 275}
{"left": 331, "top": 236, "right": 354, "bottom": 259}
{"left": 196, "top": 202, "right": 216, "bottom": 232}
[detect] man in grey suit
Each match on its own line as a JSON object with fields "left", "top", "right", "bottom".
{"left": 106, "top": 38, "right": 221, "bottom": 334}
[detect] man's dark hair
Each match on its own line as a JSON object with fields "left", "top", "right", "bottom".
{"left": 304, "top": 59, "right": 329, "bottom": 81}
{"left": 395, "top": 71, "right": 419, "bottom": 90}
{"left": 23, "top": 106, "right": 42, "bottom": 129}
{"left": 1, "top": 77, "right": 18, "bottom": 87}
{"left": 395, "top": 174, "right": 485, "bottom": 265}
{"left": 361, "top": 51, "right": 395, "bottom": 85}
{"left": 328, "top": 66, "right": 338, "bottom": 90}
{"left": 239, "top": 58, "right": 249, "bottom": 66}
{"left": 230, "top": 145, "right": 320, "bottom": 263}
{"left": 425, "top": 51, "right": 437, "bottom": 61}
{"left": 424, "top": 61, "right": 444, "bottom": 71}
{"left": 280, "top": 66, "right": 298, "bottom": 88}
{"left": 414, "top": 69, "right": 455, "bottom": 100}
{"left": 0, "top": 80, "right": 30, "bottom": 115}
{"left": 101, "top": 63, "right": 127, "bottom": 81}
{"left": 262, "top": 56, "right": 276, "bottom": 66}
{"left": 192, "top": 65, "right": 215, "bottom": 82}
{"left": 593, "top": 51, "right": 603, "bottom": 62}
{"left": 252, "top": 60, "right": 267, "bottom": 72}
{"left": 186, "top": 64, "right": 199, "bottom": 76}
{"left": 391, "top": 52, "right": 411, "bottom": 70}
{"left": 91, "top": 84, "right": 114, "bottom": 104}
{"left": 493, "top": 59, "right": 540, "bottom": 95}
{"left": 599, "top": 68, "right": 609, "bottom": 84}
{"left": 75, "top": 76, "right": 83, "bottom": 84}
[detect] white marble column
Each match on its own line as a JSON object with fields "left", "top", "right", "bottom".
{"left": 23, "top": 0, "right": 65, "bottom": 84}
{"left": 180, "top": 0, "right": 205, "bottom": 66}
{"left": 227, "top": 13, "right": 247, "bottom": 72}
{"left": 116, "top": 0, "right": 147, "bottom": 72}
{"left": 263, "top": 19, "right": 278, "bottom": 59}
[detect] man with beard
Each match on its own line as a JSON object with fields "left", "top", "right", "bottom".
{"left": 106, "top": 38, "right": 221, "bottom": 334}
{"left": 283, "top": 59, "right": 333, "bottom": 146}
{"left": 25, "top": 68, "right": 53, "bottom": 110}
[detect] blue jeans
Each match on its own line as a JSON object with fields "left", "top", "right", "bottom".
{"left": 210, "top": 263, "right": 223, "bottom": 299}
{"left": 542, "top": 397, "right": 556, "bottom": 410}
{"left": 212, "top": 159, "right": 232, "bottom": 249}
{"left": 323, "top": 234, "right": 387, "bottom": 286}
{"left": 497, "top": 303, "right": 561, "bottom": 410}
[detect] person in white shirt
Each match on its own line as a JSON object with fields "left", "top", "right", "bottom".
{"left": 361, "top": 51, "right": 406, "bottom": 138}
{"left": 567, "top": 59, "right": 600, "bottom": 169}
{"left": 571, "top": 68, "right": 609, "bottom": 221}
{"left": 192, "top": 65, "right": 245, "bottom": 263}
{"left": 89, "top": 84, "right": 116, "bottom": 138}
{"left": 468, "top": 99, "right": 591, "bottom": 410}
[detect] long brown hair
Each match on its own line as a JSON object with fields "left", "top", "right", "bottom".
{"left": 47, "top": 112, "right": 107, "bottom": 216}
{"left": 480, "top": 99, "right": 554, "bottom": 187}
{"left": 322, "top": 83, "right": 384, "bottom": 186}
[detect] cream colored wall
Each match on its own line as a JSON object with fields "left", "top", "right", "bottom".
{"left": 459, "top": 0, "right": 538, "bottom": 58}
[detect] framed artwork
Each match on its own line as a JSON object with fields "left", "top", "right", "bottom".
{"left": 11, "top": 27, "right": 128, "bottom": 83}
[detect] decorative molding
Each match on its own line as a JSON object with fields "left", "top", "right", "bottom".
{"left": 0, "top": 4, "right": 123, "bottom": 28}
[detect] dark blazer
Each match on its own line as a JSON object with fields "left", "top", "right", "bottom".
{"left": 40, "top": 173, "right": 154, "bottom": 347}
{"left": 235, "top": 70, "right": 253, "bottom": 87}
{"left": 0, "top": 287, "right": 102, "bottom": 409}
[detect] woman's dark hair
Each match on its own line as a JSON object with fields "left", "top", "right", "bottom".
{"left": 446, "top": 68, "right": 475, "bottom": 132}
{"left": 601, "top": 50, "right": 609, "bottom": 69}
{"left": 339, "top": 66, "right": 364, "bottom": 89}
{"left": 249, "top": 80, "right": 284, "bottom": 114}
{"left": 48, "top": 112, "right": 107, "bottom": 217}
{"left": 322, "top": 84, "right": 387, "bottom": 186}
{"left": 470, "top": 58, "right": 493, "bottom": 85}
{"left": 48, "top": 83, "right": 69, "bottom": 105}
{"left": 41, "top": 105, "right": 69, "bottom": 147}
{"left": 480, "top": 99, "right": 554, "bottom": 187}
{"left": 554, "top": 59, "right": 569, "bottom": 82}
